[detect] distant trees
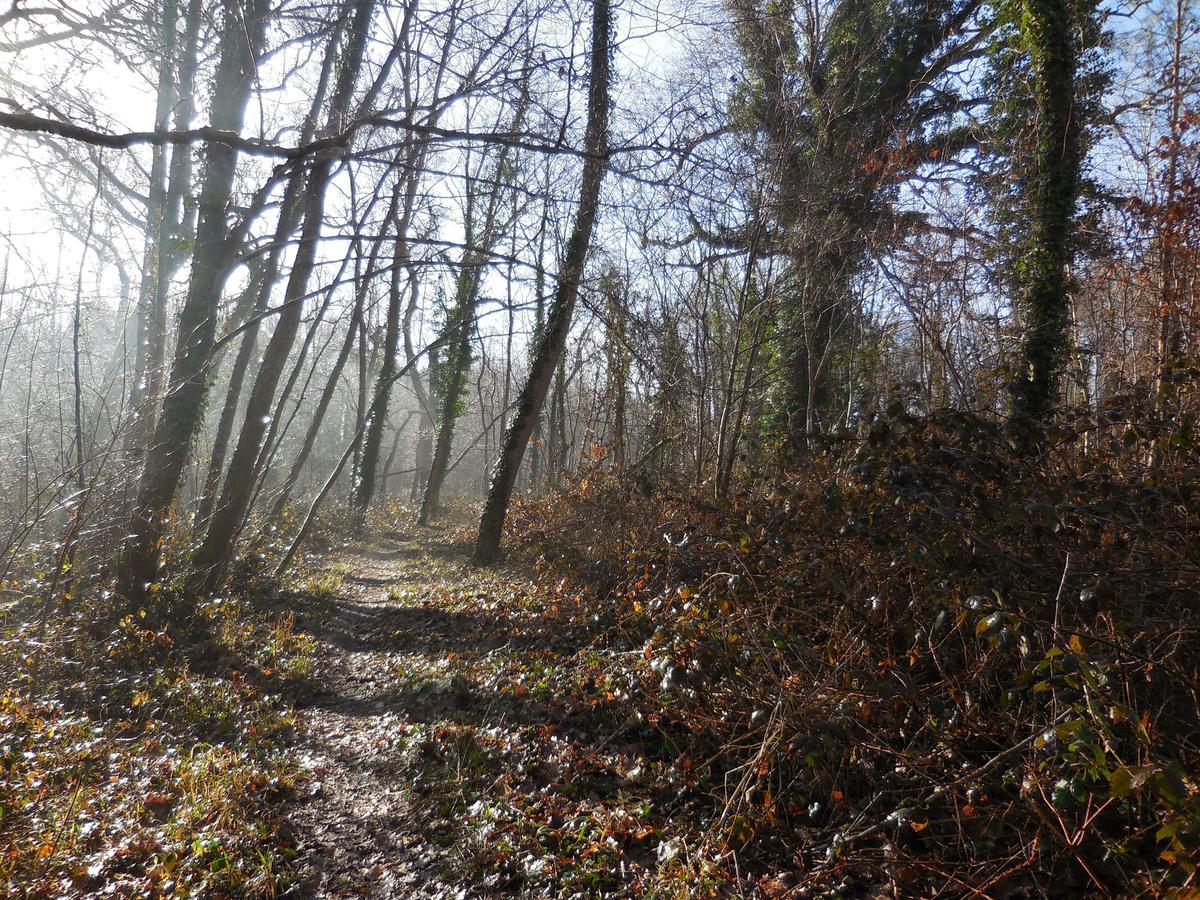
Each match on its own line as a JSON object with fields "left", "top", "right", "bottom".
{"left": 1, "top": 0, "right": 1196, "bottom": 586}
{"left": 1141, "top": 0, "right": 1200, "bottom": 419}
{"left": 351, "top": 0, "right": 461, "bottom": 524}
{"left": 601, "top": 267, "right": 630, "bottom": 470}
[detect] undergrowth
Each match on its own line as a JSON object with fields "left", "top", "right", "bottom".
{"left": 7, "top": 398, "right": 1196, "bottom": 897}
{"left": 504, "top": 402, "right": 1200, "bottom": 896}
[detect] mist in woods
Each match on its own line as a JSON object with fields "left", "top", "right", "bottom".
{"left": 1, "top": 0, "right": 1198, "bottom": 895}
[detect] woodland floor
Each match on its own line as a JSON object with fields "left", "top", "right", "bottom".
{"left": 7, "top": 452, "right": 1192, "bottom": 897}
{"left": 280, "top": 528, "right": 652, "bottom": 897}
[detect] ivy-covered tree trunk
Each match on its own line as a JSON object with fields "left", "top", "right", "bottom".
{"left": 416, "top": 269, "right": 480, "bottom": 525}
{"left": 417, "top": 116, "right": 526, "bottom": 526}
{"left": 473, "top": 0, "right": 613, "bottom": 563}
{"left": 120, "top": 0, "right": 271, "bottom": 610}
{"left": 1010, "top": 0, "right": 1083, "bottom": 419}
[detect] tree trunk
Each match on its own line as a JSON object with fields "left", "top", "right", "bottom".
{"left": 120, "top": 0, "right": 272, "bottom": 610}
{"left": 194, "top": 240, "right": 283, "bottom": 529}
{"left": 380, "top": 412, "right": 412, "bottom": 501}
{"left": 717, "top": 278, "right": 770, "bottom": 498}
{"left": 602, "top": 270, "right": 628, "bottom": 470}
{"left": 1011, "top": 0, "right": 1082, "bottom": 419}
{"left": 194, "top": 15, "right": 345, "bottom": 528}
{"left": 127, "top": 0, "right": 204, "bottom": 458}
{"left": 417, "top": 268, "right": 480, "bottom": 524}
{"left": 350, "top": 226, "right": 407, "bottom": 520}
{"left": 549, "top": 357, "right": 567, "bottom": 487}
{"left": 410, "top": 405, "right": 435, "bottom": 502}
{"left": 473, "top": 0, "right": 612, "bottom": 562}
{"left": 191, "top": 0, "right": 375, "bottom": 593}
{"left": 126, "top": 0, "right": 179, "bottom": 455}
{"left": 72, "top": 175, "right": 100, "bottom": 491}
{"left": 408, "top": 343, "right": 439, "bottom": 504}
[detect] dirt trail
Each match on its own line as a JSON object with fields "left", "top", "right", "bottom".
{"left": 277, "top": 527, "right": 644, "bottom": 898}
{"left": 283, "top": 532, "right": 480, "bottom": 898}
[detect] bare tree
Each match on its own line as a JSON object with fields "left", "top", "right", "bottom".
{"left": 191, "top": 0, "right": 377, "bottom": 594}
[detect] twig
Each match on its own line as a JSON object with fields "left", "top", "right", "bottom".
{"left": 1052, "top": 552, "right": 1072, "bottom": 640}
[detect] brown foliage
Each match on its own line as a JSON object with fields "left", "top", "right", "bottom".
{"left": 507, "top": 397, "right": 1200, "bottom": 894}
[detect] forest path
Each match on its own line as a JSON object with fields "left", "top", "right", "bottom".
{"left": 279, "top": 526, "right": 619, "bottom": 897}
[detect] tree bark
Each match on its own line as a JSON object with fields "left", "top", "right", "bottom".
{"left": 1150, "top": 0, "right": 1188, "bottom": 467}
{"left": 473, "top": 0, "right": 612, "bottom": 562}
